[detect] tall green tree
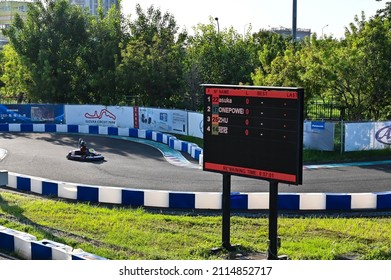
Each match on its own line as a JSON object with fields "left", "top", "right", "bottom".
{"left": 251, "top": 35, "right": 317, "bottom": 112}
{"left": 118, "top": 4, "right": 186, "bottom": 107}
{"left": 183, "top": 18, "right": 258, "bottom": 110}
{"left": 0, "top": 44, "right": 31, "bottom": 101}
{"left": 252, "top": 30, "right": 290, "bottom": 82}
{"left": 294, "top": 35, "right": 340, "bottom": 116}
{"left": 330, "top": 10, "right": 391, "bottom": 120}
{"left": 0, "top": 47, "right": 6, "bottom": 94}
{"left": 4, "top": 0, "right": 91, "bottom": 103}
{"left": 187, "top": 19, "right": 257, "bottom": 85}
{"left": 84, "top": 0, "right": 128, "bottom": 105}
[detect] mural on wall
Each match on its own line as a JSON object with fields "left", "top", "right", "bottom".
{"left": 64, "top": 105, "right": 133, "bottom": 128}
{"left": 0, "top": 104, "right": 64, "bottom": 124}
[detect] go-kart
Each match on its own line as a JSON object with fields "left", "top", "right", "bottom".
{"left": 66, "top": 138, "right": 104, "bottom": 162}
{"left": 66, "top": 148, "right": 104, "bottom": 162}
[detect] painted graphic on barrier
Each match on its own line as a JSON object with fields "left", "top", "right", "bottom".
{"left": 0, "top": 104, "right": 64, "bottom": 123}
{"left": 138, "top": 107, "right": 188, "bottom": 135}
{"left": 84, "top": 108, "right": 117, "bottom": 121}
{"left": 83, "top": 108, "right": 116, "bottom": 125}
{"left": 65, "top": 105, "right": 133, "bottom": 127}
{"left": 375, "top": 125, "right": 391, "bottom": 145}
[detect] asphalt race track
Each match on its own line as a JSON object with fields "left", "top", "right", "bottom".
{"left": 0, "top": 133, "right": 390, "bottom": 194}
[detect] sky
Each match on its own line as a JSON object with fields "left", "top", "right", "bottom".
{"left": 121, "top": 0, "right": 386, "bottom": 39}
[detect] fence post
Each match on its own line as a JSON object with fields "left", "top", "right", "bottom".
{"left": 340, "top": 120, "right": 344, "bottom": 154}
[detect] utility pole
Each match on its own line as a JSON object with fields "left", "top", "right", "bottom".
{"left": 292, "top": 0, "right": 297, "bottom": 42}
{"left": 215, "top": 17, "right": 220, "bottom": 34}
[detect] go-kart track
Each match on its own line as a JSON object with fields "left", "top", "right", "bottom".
{"left": 2, "top": 130, "right": 391, "bottom": 261}
{"left": 1, "top": 132, "right": 391, "bottom": 211}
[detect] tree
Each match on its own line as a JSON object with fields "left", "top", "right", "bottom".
{"left": 4, "top": 0, "right": 91, "bottom": 103}
{"left": 183, "top": 18, "right": 259, "bottom": 110}
{"left": 0, "top": 48, "right": 5, "bottom": 94}
{"left": 0, "top": 45, "right": 31, "bottom": 101}
{"left": 251, "top": 34, "right": 318, "bottom": 113}
{"left": 84, "top": 0, "right": 128, "bottom": 105}
{"left": 332, "top": 11, "right": 391, "bottom": 120}
{"left": 118, "top": 4, "right": 186, "bottom": 107}
{"left": 252, "top": 30, "right": 290, "bottom": 80}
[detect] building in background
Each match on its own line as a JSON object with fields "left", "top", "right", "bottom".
{"left": 270, "top": 26, "right": 311, "bottom": 40}
{"left": 0, "top": 0, "right": 31, "bottom": 46}
{"left": 0, "top": 0, "right": 119, "bottom": 46}
{"left": 68, "top": 0, "right": 118, "bottom": 16}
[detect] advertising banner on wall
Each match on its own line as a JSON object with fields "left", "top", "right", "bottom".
{"left": 188, "top": 112, "right": 203, "bottom": 139}
{"left": 303, "top": 121, "right": 335, "bottom": 151}
{"left": 138, "top": 107, "right": 188, "bottom": 135}
{"left": 375, "top": 122, "right": 391, "bottom": 146}
{"left": 65, "top": 105, "right": 134, "bottom": 128}
{"left": 345, "top": 121, "right": 391, "bottom": 151}
{"left": 0, "top": 104, "right": 64, "bottom": 123}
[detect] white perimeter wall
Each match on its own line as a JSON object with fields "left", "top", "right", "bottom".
{"left": 345, "top": 121, "right": 391, "bottom": 151}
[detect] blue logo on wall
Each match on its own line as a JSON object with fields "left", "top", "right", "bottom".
{"left": 311, "top": 121, "right": 325, "bottom": 130}
{"left": 375, "top": 125, "right": 391, "bottom": 145}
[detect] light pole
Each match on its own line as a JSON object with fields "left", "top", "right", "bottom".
{"left": 322, "top": 24, "right": 329, "bottom": 38}
{"left": 243, "top": 23, "right": 251, "bottom": 40}
{"left": 215, "top": 17, "right": 220, "bottom": 34}
{"left": 292, "top": 0, "right": 297, "bottom": 42}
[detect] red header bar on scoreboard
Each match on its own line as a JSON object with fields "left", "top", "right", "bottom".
{"left": 204, "top": 162, "right": 297, "bottom": 183}
{"left": 205, "top": 87, "right": 298, "bottom": 99}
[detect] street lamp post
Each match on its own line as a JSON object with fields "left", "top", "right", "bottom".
{"left": 322, "top": 24, "right": 329, "bottom": 38}
{"left": 292, "top": 0, "right": 297, "bottom": 42}
{"left": 243, "top": 23, "right": 251, "bottom": 40}
{"left": 215, "top": 17, "right": 219, "bottom": 34}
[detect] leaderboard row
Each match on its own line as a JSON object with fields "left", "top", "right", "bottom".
{"left": 205, "top": 114, "right": 297, "bottom": 130}
{"left": 206, "top": 125, "right": 298, "bottom": 143}
{"left": 206, "top": 104, "right": 298, "bottom": 119}
{"left": 206, "top": 95, "right": 298, "bottom": 108}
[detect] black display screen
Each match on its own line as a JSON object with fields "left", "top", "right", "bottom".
{"left": 202, "top": 84, "right": 304, "bottom": 185}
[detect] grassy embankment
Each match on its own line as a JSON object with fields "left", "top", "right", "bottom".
{"left": 1, "top": 190, "right": 391, "bottom": 260}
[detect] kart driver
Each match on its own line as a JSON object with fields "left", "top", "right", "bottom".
{"left": 80, "top": 140, "right": 88, "bottom": 155}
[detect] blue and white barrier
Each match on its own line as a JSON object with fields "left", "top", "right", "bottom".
{"left": 0, "top": 226, "right": 107, "bottom": 260}
{"left": 4, "top": 171, "right": 391, "bottom": 211}
{"left": 0, "top": 226, "right": 37, "bottom": 260}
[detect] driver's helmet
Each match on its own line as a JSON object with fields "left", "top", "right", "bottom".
{"left": 80, "top": 141, "right": 86, "bottom": 147}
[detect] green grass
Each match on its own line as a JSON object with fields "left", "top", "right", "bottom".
{"left": 173, "top": 133, "right": 203, "bottom": 148}
{"left": 1, "top": 190, "right": 391, "bottom": 260}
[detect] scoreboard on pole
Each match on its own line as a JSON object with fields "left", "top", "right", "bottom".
{"left": 202, "top": 84, "right": 304, "bottom": 185}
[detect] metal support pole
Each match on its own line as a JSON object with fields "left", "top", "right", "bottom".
{"left": 267, "top": 180, "right": 279, "bottom": 260}
{"left": 292, "top": 0, "right": 297, "bottom": 42}
{"left": 222, "top": 174, "right": 231, "bottom": 250}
